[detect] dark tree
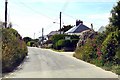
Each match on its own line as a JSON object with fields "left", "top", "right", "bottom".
{"left": 109, "top": 1, "right": 120, "bottom": 30}
{"left": 23, "top": 37, "right": 32, "bottom": 44}
{"left": 59, "top": 25, "right": 74, "bottom": 33}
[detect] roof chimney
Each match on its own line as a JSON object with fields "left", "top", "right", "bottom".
{"left": 76, "top": 20, "right": 83, "bottom": 26}
{"left": 91, "top": 23, "right": 93, "bottom": 30}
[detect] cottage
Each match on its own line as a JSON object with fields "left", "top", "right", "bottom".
{"left": 65, "top": 20, "right": 92, "bottom": 35}
{"left": 47, "top": 31, "right": 64, "bottom": 39}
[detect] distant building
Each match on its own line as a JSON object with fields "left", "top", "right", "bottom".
{"left": 65, "top": 20, "right": 92, "bottom": 35}
{"left": 98, "top": 26, "right": 106, "bottom": 33}
{"left": 47, "top": 31, "right": 64, "bottom": 39}
{"left": 39, "top": 35, "right": 48, "bottom": 42}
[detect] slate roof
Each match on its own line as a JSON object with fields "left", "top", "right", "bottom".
{"left": 48, "top": 31, "right": 63, "bottom": 36}
{"left": 66, "top": 23, "right": 90, "bottom": 33}
{"left": 98, "top": 26, "right": 106, "bottom": 33}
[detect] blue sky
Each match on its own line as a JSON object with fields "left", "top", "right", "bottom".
{"left": 0, "top": 0, "right": 117, "bottom": 38}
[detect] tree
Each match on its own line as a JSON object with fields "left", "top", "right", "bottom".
{"left": 23, "top": 37, "right": 32, "bottom": 44}
{"left": 59, "top": 25, "right": 74, "bottom": 33}
{"left": 109, "top": 1, "right": 120, "bottom": 30}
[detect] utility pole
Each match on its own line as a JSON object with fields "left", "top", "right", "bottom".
{"left": 60, "top": 12, "right": 62, "bottom": 34}
{"left": 34, "top": 33, "right": 35, "bottom": 39}
{"left": 5, "top": 0, "right": 8, "bottom": 28}
{"left": 42, "top": 28, "right": 44, "bottom": 44}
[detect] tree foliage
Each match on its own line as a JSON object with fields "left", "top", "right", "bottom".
{"left": 50, "top": 34, "right": 79, "bottom": 50}
{"left": 59, "top": 25, "right": 74, "bottom": 33}
{"left": 23, "top": 37, "right": 32, "bottom": 44}
{"left": 74, "top": 1, "right": 120, "bottom": 74}
{"left": 2, "top": 28, "right": 28, "bottom": 73}
{"left": 109, "top": 1, "right": 120, "bottom": 30}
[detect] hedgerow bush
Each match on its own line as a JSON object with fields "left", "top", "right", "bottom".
{"left": 2, "top": 28, "right": 28, "bottom": 73}
{"left": 101, "top": 31, "right": 120, "bottom": 64}
{"left": 75, "top": 38, "right": 98, "bottom": 62}
{"left": 55, "top": 39, "right": 79, "bottom": 51}
{"left": 50, "top": 34, "right": 79, "bottom": 50}
{"left": 27, "top": 41, "right": 38, "bottom": 47}
{"left": 74, "top": 30, "right": 120, "bottom": 74}
{"left": 74, "top": 1, "right": 120, "bottom": 74}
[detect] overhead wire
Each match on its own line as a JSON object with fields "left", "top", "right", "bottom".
{"left": 44, "top": 0, "right": 70, "bottom": 32}
{"left": 61, "top": 0, "right": 70, "bottom": 13}
{"left": 5, "top": 0, "right": 92, "bottom": 34}
{"left": 10, "top": 0, "right": 54, "bottom": 21}
{"left": 6, "top": 0, "right": 63, "bottom": 35}
{"left": 60, "top": 0, "right": 92, "bottom": 26}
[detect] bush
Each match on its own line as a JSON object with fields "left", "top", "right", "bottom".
{"left": 101, "top": 32, "right": 119, "bottom": 63}
{"left": 27, "top": 41, "right": 38, "bottom": 47}
{"left": 75, "top": 38, "right": 98, "bottom": 62}
{"left": 50, "top": 34, "right": 79, "bottom": 50}
{"left": 56, "top": 39, "right": 71, "bottom": 50}
{"left": 27, "top": 41, "right": 31, "bottom": 46}
{"left": 96, "top": 32, "right": 107, "bottom": 45}
{"left": 2, "top": 28, "right": 28, "bottom": 73}
{"left": 55, "top": 39, "right": 79, "bottom": 51}
{"left": 73, "top": 1, "right": 120, "bottom": 74}
{"left": 71, "top": 39, "right": 79, "bottom": 47}
{"left": 23, "top": 37, "right": 32, "bottom": 44}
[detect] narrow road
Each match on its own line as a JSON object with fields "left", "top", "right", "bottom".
{"left": 4, "top": 47, "right": 118, "bottom": 78}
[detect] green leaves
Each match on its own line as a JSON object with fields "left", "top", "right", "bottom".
{"left": 74, "top": 1, "right": 120, "bottom": 75}
{"left": 50, "top": 34, "right": 79, "bottom": 50}
{"left": 2, "top": 28, "right": 28, "bottom": 73}
{"left": 110, "top": 1, "right": 120, "bottom": 30}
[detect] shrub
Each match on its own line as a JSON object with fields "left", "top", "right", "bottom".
{"left": 72, "top": 39, "right": 79, "bottom": 46}
{"left": 115, "top": 45, "right": 120, "bottom": 64}
{"left": 2, "top": 28, "right": 28, "bottom": 73}
{"left": 27, "top": 41, "right": 31, "bottom": 46}
{"left": 23, "top": 37, "right": 32, "bottom": 44}
{"left": 102, "top": 32, "right": 119, "bottom": 63}
{"left": 50, "top": 34, "right": 79, "bottom": 49}
{"left": 55, "top": 39, "right": 79, "bottom": 51}
{"left": 74, "top": 1, "right": 120, "bottom": 74}
{"left": 96, "top": 32, "right": 107, "bottom": 45}
{"left": 27, "top": 41, "right": 38, "bottom": 47}
{"left": 56, "top": 39, "right": 71, "bottom": 49}
{"left": 75, "top": 38, "right": 98, "bottom": 62}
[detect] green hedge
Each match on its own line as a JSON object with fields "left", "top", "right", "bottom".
{"left": 27, "top": 41, "right": 38, "bottom": 47}
{"left": 50, "top": 34, "right": 79, "bottom": 50}
{"left": 101, "top": 31, "right": 120, "bottom": 64}
{"left": 55, "top": 39, "right": 79, "bottom": 51}
{"left": 56, "top": 39, "right": 71, "bottom": 50}
{"left": 75, "top": 38, "right": 97, "bottom": 62}
{"left": 74, "top": 30, "right": 120, "bottom": 74}
{"left": 2, "top": 28, "right": 28, "bottom": 73}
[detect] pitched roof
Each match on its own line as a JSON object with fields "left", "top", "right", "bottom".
{"left": 66, "top": 23, "right": 90, "bottom": 33}
{"left": 98, "top": 26, "right": 106, "bottom": 33}
{"left": 48, "top": 31, "right": 63, "bottom": 36}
